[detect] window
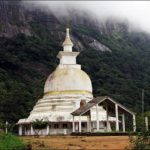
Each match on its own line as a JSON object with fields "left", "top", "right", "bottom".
{"left": 82, "top": 123, "right": 86, "bottom": 128}
{"left": 63, "top": 124, "right": 68, "bottom": 129}
{"left": 54, "top": 124, "right": 59, "bottom": 129}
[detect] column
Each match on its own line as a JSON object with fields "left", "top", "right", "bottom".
{"left": 75, "top": 122, "right": 78, "bottom": 131}
{"left": 106, "top": 104, "right": 109, "bottom": 132}
{"left": 72, "top": 116, "right": 75, "bottom": 132}
{"left": 79, "top": 116, "right": 81, "bottom": 133}
{"left": 133, "top": 115, "right": 136, "bottom": 132}
{"left": 122, "top": 114, "right": 125, "bottom": 132}
{"left": 24, "top": 127, "right": 26, "bottom": 135}
{"left": 115, "top": 104, "right": 119, "bottom": 131}
{"left": 46, "top": 124, "right": 50, "bottom": 135}
{"left": 31, "top": 124, "right": 34, "bottom": 135}
{"left": 5, "top": 121, "right": 8, "bottom": 134}
{"left": 89, "top": 115, "right": 92, "bottom": 132}
{"left": 96, "top": 104, "right": 99, "bottom": 131}
{"left": 145, "top": 117, "right": 149, "bottom": 131}
{"left": 87, "top": 116, "right": 89, "bottom": 132}
{"left": 87, "top": 115, "right": 91, "bottom": 132}
{"left": 19, "top": 125, "right": 22, "bottom": 136}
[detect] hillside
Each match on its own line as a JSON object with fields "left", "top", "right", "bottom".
{"left": 0, "top": 1, "right": 150, "bottom": 123}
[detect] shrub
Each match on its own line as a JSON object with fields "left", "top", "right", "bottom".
{"left": 126, "top": 131, "right": 150, "bottom": 150}
{"left": 32, "top": 119, "right": 48, "bottom": 136}
{"left": 0, "top": 133, "right": 25, "bottom": 150}
{"left": 32, "top": 119, "right": 48, "bottom": 129}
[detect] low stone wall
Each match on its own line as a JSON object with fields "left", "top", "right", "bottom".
{"left": 71, "top": 132, "right": 136, "bottom": 136}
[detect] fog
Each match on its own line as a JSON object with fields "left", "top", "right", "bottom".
{"left": 23, "top": 1, "right": 150, "bottom": 33}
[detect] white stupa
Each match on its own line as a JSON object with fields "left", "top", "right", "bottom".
{"left": 27, "top": 28, "right": 93, "bottom": 122}
{"left": 18, "top": 28, "right": 95, "bottom": 135}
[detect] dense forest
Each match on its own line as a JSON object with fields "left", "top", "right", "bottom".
{"left": 0, "top": 1, "right": 150, "bottom": 124}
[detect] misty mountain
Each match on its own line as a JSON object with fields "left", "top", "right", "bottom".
{"left": 0, "top": 1, "right": 150, "bottom": 123}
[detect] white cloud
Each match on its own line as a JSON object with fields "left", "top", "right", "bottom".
{"left": 24, "top": 1, "right": 150, "bottom": 33}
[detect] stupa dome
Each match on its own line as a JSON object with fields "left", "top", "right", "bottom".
{"left": 44, "top": 67, "right": 92, "bottom": 96}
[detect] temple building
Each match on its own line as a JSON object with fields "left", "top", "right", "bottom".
{"left": 18, "top": 28, "right": 136, "bottom": 135}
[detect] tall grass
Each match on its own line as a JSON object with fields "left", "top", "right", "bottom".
{"left": 0, "top": 133, "right": 25, "bottom": 150}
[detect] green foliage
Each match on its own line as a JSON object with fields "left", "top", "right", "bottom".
{"left": 76, "top": 26, "right": 150, "bottom": 113}
{"left": 0, "top": 34, "right": 58, "bottom": 124}
{"left": 0, "top": 121, "right": 15, "bottom": 133}
{"left": 32, "top": 119, "right": 48, "bottom": 136}
{"left": 136, "top": 114, "right": 145, "bottom": 132}
{"left": 32, "top": 119, "right": 48, "bottom": 130}
{"left": 127, "top": 131, "right": 150, "bottom": 150}
{"left": 0, "top": 133, "right": 25, "bottom": 150}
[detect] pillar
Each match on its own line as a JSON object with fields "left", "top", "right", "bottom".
{"left": 75, "top": 122, "right": 78, "bottom": 131}
{"left": 115, "top": 103, "right": 119, "bottom": 131}
{"left": 87, "top": 115, "right": 91, "bottom": 132}
{"left": 122, "top": 114, "right": 125, "bottom": 132}
{"left": 5, "top": 121, "right": 8, "bottom": 134}
{"left": 133, "top": 115, "right": 136, "bottom": 132}
{"left": 89, "top": 115, "right": 92, "bottom": 132}
{"left": 106, "top": 104, "right": 109, "bottom": 132}
{"left": 24, "top": 126, "right": 26, "bottom": 135}
{"left": 87, "top": 116, "right": 89, "bottom": 132}
{"left": 145, "top": 117, "right": 149, "bottom": 131}
{"left": 96, "top": 104, "right": 99, "bottom": 131}
{"left": 72, "top": 116, "right": 75, "bottom": 132}
{"left": 31, "top": 124, "right": 34, "bottom": 135}
{"left": 19, "top": 125, "right": 22, "bottom": 136}
{"left": 46, "top": 124, "right": 50, "bottom": 135}
{"left": 79, "top": 115, "right": 81, "bottom": 133}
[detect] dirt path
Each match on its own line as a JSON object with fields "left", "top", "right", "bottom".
{"left": 22, "top": 136, "right": 130, "bottom": 150}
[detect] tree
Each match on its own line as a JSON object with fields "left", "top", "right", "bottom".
{"left": 32, "top": 119, "right": 48, "bottom": 136}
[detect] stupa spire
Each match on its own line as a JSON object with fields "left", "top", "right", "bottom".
{"left": 62, "top": 28, "right": 73, "bottom": 52}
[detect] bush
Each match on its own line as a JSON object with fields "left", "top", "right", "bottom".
{"left": 32, "top": 119, "right": 48, "bottom": 136}
{"left": 0, "top": 133, "right": 25, "bottom": 150}
{"left": 32, "top": 119, "right": 48, "bottom": 130}
{"left": 126, "top": 131, "right": 150, "bottom": 150}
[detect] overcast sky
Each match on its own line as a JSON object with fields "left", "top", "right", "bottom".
{"left": 26, "top": 1, "right": 150, "bottom": 33}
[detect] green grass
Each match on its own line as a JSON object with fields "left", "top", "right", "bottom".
{"left": 0, "top": 133, "right": 25, "bottom": 150}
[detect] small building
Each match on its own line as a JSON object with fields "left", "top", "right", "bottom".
{"left": 17, "top": 28, "right": 136, "bottom": 135}
{"left": 71, "top": 96, "right": 136, "bottom": 133}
